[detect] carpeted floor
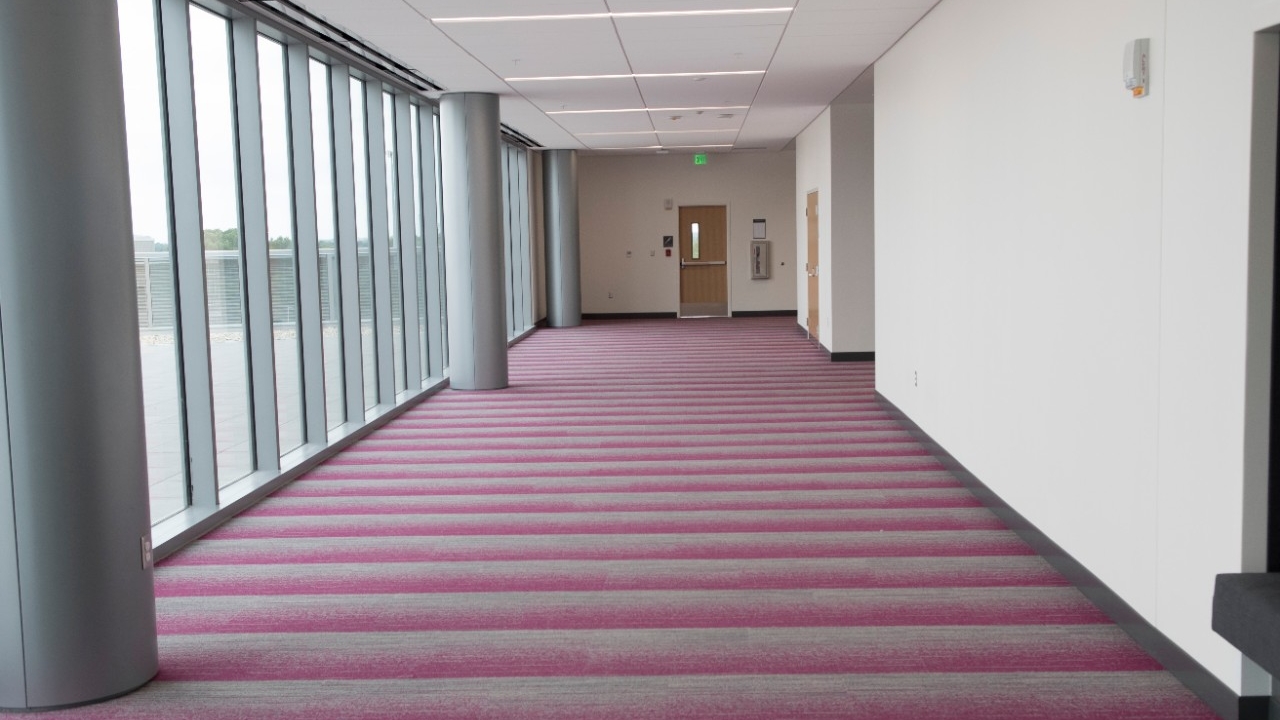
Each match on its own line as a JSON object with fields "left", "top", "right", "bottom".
{"left": 44, "top": 317, "right": 1219, "bottom": 718}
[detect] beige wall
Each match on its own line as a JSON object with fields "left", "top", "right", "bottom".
{"left": 577, "top": 152, "right": 797, "bottom": 314}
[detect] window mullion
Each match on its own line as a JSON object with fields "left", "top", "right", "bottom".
{"left": 158, "top": 0, "right": 218, "bottom": 508}
{"left": 396, "top": 95, "right": 422, "bottom": 388}
{"left": 365, "top": 83, "right": 394, "bottom": 406}
{"left": 230, "top": 15, "right": 280, "bottom": 473}
{"left": 286, "top": 42, "right": 327, "bottom": 447}
{"left": 329, "top": 66, "right": 365, "bottom": 426}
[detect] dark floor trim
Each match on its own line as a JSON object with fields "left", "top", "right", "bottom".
{"left": 831, "top": 351, "right": 875, "bottom": 362}
{"left": 582, "top": 312, "right": 678, "bottom": 320}
{"left": 731, "top": 310, "right": 798, "bottom": 318}
{"left": 877, "top": 391, "right": 1247, "bottom": 720}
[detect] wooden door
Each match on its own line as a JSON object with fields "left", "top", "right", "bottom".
{"left": 678, "top": 205, "right": 728, "bottom": 317}
{"left": 806, "top": 191, "right": 819, "bottom": 339}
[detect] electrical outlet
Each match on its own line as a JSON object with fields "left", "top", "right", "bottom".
{"left": 650, "top": 250, "right": 656, "bottom": 257}
{"left": 140, "top": 534, "right": 153, "bottom": 570}
{"left": 608, "top": 291, "right": 614, "bottom": 299}
{"left": 626, "top": 250, "right": 632, "bottom": 258}
{"left": 914, "top": 370, "right": 918, "bottom": 387}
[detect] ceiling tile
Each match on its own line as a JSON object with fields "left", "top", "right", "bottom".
{"left": 649, "top": 109, "right": 744, "bottom": 132}
{"left": 435, "top": 18, "right": 630, "bottom": 79}
{"left": 607, "top": 0, "right": 794, "bottom": 11}
{"left": 551, "top": 111, "right": 657, "bottom": 134}
{"left": 515, "top": 77, "right": 647, "bottom": 113}
{"left": 404, "top": 0, "right": 608, "bottom": 19}
{"left": 634, "top": 73, "right": 764, "bottom": 110}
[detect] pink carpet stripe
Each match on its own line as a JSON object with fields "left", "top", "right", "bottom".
{"left": 269, "top": 475, "right": 965, "bottom": 497}
{"left": 203, "top": 508, "right": 1010, "bottom": 539}
{"left": 156, "top": 587, "right": 1111, "bottom": 635}
{"left": 154, "top": 556, "right": 1068, "bottom": 597}
{"left": 242, "top": 489, "right": 983, "bottom": 516}
{"left": 316, "top": 458, "right": 947, "bottom": 475}
{"left": 154, "top": 626, "right": 1162, "bottom": 682}
{"left": 162, "top": 531, "right": 1038, "bottom": 566}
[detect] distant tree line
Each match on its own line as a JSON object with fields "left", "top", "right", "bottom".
{"left": 203, "top": 228, "right": 292, "bottom": 250}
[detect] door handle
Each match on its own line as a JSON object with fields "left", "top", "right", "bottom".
{"left": 681, "top": 260, "right": 727, "bottom": 269}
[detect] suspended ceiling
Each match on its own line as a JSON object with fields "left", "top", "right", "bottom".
{"left": 293, "top": 0, "right": 939, "bottom": 153}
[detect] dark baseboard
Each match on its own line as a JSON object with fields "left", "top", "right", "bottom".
{"left": 731, "top": 310, "right": 798, "bottom": 318}
{"left": 877, "top": 391, "right": 1249, "bottom": 720}
{"left": 831, "top": 351, "right": 875, "bottom": 362}
{"left": 1239, "top": 696, "right": 1270, "bottom": 720}
{"left": 582, "top": 312, "right": 678, "bottom": 320}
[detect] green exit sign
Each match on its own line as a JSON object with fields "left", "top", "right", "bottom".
{"left": 693, "top": 153, "right": 708, "bottom": 166}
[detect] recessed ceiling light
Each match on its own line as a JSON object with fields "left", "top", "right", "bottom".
{"left": 507, "top": 70, "right": 765, "bottom": 82}
{"left": 433, "top": 8, "right": 793, "bottom": 23}
{"left": 546, "top": 106, "right": 750, "bottom": 115}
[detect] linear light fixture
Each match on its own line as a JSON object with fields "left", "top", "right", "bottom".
{"left": 508, "top": 70, "right": 765, "bottom": 82}
{"left": 547, "top": 106, "right": 750, "bottom": 115}
{"left": 591, "top": 144, "right": 735, "bottom": 151}
{"left": 434, "top": 8, "right": 793, "bottom": 23}
{"left": 578, "top": 129, "right": 738, "bottom": 137}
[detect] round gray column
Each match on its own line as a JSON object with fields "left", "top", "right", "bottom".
{"left": 543, "top": 150, "right": 582, "bottom": 328}
{"left": 0, "top": 0, "right": 158, "bottom": 710}
{"left": 440, "top": 92, "right": 509, "bottom": 390}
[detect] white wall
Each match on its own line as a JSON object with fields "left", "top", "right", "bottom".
{"left": 830, "top": 102, "right": 875, "bottom": 353}
{"left": 796, "top": 108, "right": 832, "bottom": 339}
{"left": 795, "top": 103, "right": 875, "bottom": 353}
{"left": 577, "top": 152, "right": 796, "bottom": 314}
{"left": 876, "top": 0, "right": 1280, "bottom": 693}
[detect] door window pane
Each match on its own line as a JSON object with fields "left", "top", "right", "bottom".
{"left": 119, "top": 0, "right": 188, "bottom": 523}
{"left": 351, "top": 77, "right": 378, "bottom": 410}
{"left": 311, "top": 60, "right": 344, "bottom": 431}
{"left": 384, "top": 92, "right": 406, "bottom": 393}
{"left": 258, "top": 35, "right": 303, "bottom": 455}
{"left": 190, "top": 4, "right": 254, "bottom": 487}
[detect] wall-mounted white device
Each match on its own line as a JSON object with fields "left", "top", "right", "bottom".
{"left": 1124, "top": 38, "right": 1150, "bottom": 98}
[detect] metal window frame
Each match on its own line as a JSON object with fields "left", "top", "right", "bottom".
{"left": 286, "top": 40, "right": 327, "bottom": 449}
{"left": 365, "top": 83, "right": 395, "bottom": 407}
{"left": 329, "top": 66, "right": 367, "bottom": 425}
{"left": 230, "top": 15, "right": 281, "bottom": 475}
{"left": 159, "top": 0, "right": 218, "bottom": 509}
{"left": 396, "top": 95, "right": 423, "bottom": 390}
{"left": 421, "top": 109, "right": 445, "bottom": 381}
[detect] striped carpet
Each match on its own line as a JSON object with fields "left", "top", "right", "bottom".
{"left": 47, "top": 317, "right": 1218, "bottom": 719}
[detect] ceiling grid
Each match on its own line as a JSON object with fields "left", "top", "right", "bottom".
{"left": 294, "top": 0, "right": 940, "bottom": 153}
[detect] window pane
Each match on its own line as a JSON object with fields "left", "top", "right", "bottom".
{"left": 119, "top": 0, "right": 188, "bottom": 523}
{"left": 311, "top": 60, "right": 344, "bottom": 431}
{"left": 503, "top": 147, "right": 512, "bottom": 339}
{"left": 350, "top": 77, "right": 378, "bottom": 410}
{"left": 412, "top": 107, "right": 428, "bottom": 382}
{"left": 190, "top": 4, "right": 254, "bottom": 487}
{"left": 384, "top": 92, "right": 406, "bottom": 393}
{"left": 433, "top": 112, "right": 448, "bottom": 372}
{"left": 258, "top": 35, "right": 303, "bottom": 455}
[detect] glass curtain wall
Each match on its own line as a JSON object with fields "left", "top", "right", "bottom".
{"left": 501, "top": 143, "right": 534, "bottom": 341}
{"left": 118, "top": 0, "right": 187, "bottom": 523}
{"left": 114, "top": 0, "right": 480, "bottom": 536}
{"left": 189, "top": 4, "right": 255, "bottom": 487}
